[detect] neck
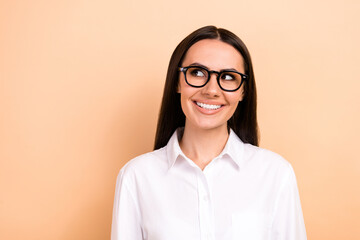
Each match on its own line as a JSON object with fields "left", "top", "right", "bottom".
{"left": 179, "top": 123, "right": 229, "bottom": 170}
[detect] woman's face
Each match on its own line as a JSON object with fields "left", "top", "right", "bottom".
{"left": 178, "top": 39, "right": 245, "bottom": 131}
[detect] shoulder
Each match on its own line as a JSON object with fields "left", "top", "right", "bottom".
{"left": 118, "top": 147, "right": 168, "bottom": 181}
{"left": 242, "top": 143, "right": 294, "bottom": 177}
{"left": 243, "top": 143, "right": 288, "bottom": 164}
{"left": 228, "top": 129, "right": 291, "bottom": 174}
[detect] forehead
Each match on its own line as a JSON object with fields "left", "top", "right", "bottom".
{"left": 182, "top": 39, "right": 244, "bottom": 71}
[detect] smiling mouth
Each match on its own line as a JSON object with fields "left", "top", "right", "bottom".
{"left": 195, "top": 101, "right": 222, "bottom": 110}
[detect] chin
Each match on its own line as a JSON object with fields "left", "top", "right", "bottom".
{"left": 192, "top": 120, "right": 227, "bottom": 131}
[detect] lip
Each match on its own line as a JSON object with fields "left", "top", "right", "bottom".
{"left": 192, "top": 100, "right": 225, "bottom": 115}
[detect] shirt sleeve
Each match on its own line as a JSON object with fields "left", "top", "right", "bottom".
{"left": 111, "top": 169, "right": 143, "bottom": 240}
{"left": 271, "top": 164, "right": 307, "bottom": 240}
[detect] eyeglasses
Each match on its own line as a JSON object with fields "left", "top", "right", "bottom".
{"left": 179, "top": 65, "right": 247, "bottom": 92}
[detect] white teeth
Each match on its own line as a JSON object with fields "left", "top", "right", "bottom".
{"left": 196, "top": 102, "right": 222, "bottom": 110}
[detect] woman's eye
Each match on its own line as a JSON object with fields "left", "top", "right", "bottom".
{"left": 190, "top": 69, "right": 205, "bottom": 77}
{"left": 222, "top": 73, "right": 235, "bottom": 80}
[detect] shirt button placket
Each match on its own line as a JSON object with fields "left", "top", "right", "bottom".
{"left": 197, "top": 170, "right": 214, "bottom": 240}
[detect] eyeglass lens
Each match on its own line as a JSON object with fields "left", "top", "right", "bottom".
{"left": 185, "top": 66, "right": 243, "bottom": 91}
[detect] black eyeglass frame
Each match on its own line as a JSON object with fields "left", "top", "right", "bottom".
{"left": 178, "top": 66, "right": 248, "bottom": 92}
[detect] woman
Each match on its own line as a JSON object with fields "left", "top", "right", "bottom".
{"left": 111, "top": 26, "right": 307, "bottom": 240}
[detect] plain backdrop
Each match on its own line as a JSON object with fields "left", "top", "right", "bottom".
{"left": 1, "top": 0, "right": 359, "bottom": 239}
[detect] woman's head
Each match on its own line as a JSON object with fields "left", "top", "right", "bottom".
{"left": 178, "top": 39, "right": 245, "bottom": 133}
{"left": 154, "top": 26, "right": 258, "bottom": 149}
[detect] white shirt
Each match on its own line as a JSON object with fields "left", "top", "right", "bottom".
{"left": 111, "top": 129, "right": 307, "bottom": 240}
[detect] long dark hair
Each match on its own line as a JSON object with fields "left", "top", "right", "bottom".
{"left": 154, "top": 26, "right": 258, "bottom": 149}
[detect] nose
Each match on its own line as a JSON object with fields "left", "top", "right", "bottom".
{"left": 201, "top": 73, "right": 221, "bottom": 97}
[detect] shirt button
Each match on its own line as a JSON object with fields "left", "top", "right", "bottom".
{"left": 203, "top": 195, "right": 208, "bottom": 202}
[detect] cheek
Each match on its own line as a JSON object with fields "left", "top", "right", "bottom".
{"left": 179, "top": 90, "right": 190, "bottom": 114}
{"left": 177, "top": 76, "right": 187, "bottom": 94}
{"left": 229, "top": 102, "right": 240, "bottom": 116}
{"left": 238, "top": 86, "right": 245, "bottom": 102}
{"left": 225, "top": 92, "right": 242, "bottom": 117}
{"left": 226, "top": 91, "right": 243, "bottom": 105}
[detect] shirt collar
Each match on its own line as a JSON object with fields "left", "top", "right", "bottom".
{"left": 166, "top": 128, "right": 245, "bottom": 170}
{"left": 219, "top": 128, "right": 245, "bottom": 169}
{"left": 166, "top": 128, "right": 185, "bottom": 169}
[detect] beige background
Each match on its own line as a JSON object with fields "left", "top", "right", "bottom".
{"left": 1, "top": 0, "right": 359, "bottom": 239}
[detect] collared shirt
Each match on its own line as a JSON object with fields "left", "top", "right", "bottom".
{"left": 111, "top": 129, "right": 307, "bottom": 240}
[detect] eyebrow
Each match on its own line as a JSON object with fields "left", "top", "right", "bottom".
{"left": 188, "top": 62, "right": 239, "bottom": 72}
